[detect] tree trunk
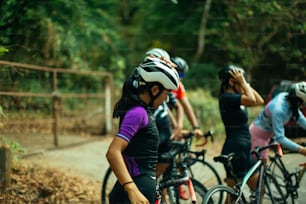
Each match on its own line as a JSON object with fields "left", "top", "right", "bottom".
{"left": 194, "top": 0, "right": 212, "bottom": 62}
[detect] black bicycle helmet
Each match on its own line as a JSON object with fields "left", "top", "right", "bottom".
{"left": 218, "top": 65, "right": 245, "bottom": 83}
{"left": 171, "top": 56, "right": 189, "bottom": 73}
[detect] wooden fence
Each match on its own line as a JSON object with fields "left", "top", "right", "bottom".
{"left": 0, "top": 60, "right": 113, "bottom": 146}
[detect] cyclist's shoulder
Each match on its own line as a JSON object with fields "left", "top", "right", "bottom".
{"left": 267, "top": 93, "right": 289, "bottom": 113}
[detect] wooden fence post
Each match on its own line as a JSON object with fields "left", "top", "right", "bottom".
{"left": 103, "top": 76, "right": 112, "bottom": 135}
{"left": 0, "top": 144, "right": 12, "bottom": 192}
{"left": 52, "top": 71, "right": 59, "bottom": 146}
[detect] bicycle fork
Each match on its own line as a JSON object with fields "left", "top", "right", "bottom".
{"left": 186, "top": 179, "right": 196, "bottom": 204}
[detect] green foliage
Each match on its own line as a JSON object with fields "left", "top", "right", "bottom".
{"left": 0, "top": 0, "right": 126, "bottom": 78}
{"left": 0, "top": 135, "right": 26, "bottom": 155}
{"left": 184, "top": 63, "right": 220, "bottom": 96}
{"left": 186, "top": 89, "right": 264, "bottom": 141}
{"left": 0, "top": 0, "right": 305, "bottom": 98}
{"left": 185, "top": 89, "right": 224, "bottom": 139}
{"left": 0, "top": 106, "right": 7, "bottom": 118}
{"left": 0, "top": 46, "right": 9, "bottom": 56}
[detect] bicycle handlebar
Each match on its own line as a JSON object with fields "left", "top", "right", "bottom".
{"left": 183, "top": 129, "right": 214, "bottom": 142}
{"left": 168, "top": 130, "right": 213, "bottom": 158}
{"left": 252, "top": 142, "right": 283, "bottom": 159}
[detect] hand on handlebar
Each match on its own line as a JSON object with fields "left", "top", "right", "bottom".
{"left": 298, "top": 146, "right": 306, "bottom": 156}
{"left": 193, "top": 128, "right": 203, "bottom": 138}
{"left": 170, "top": 126, "right": 183, "bottom": 141}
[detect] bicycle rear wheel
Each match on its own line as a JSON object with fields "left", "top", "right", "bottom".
{"left": 161, "top": 178, "right": 207, "bottom": 204}
{"left": 101, "top": 167, "right": 116, "bottom": 204}
{"left": 203, "top": 184, "right": 241, "bottom": 204}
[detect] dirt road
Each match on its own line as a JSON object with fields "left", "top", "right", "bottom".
{"left": 21, "top": 135, "right": 306, "bottom": 203}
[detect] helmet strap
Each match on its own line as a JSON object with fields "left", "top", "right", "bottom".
{"left": 148, "top": 84, "right": 164, "bottom": 107}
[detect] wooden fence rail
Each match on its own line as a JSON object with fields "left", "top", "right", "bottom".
{"left": 0, "top": 60, "right": 113, "bottom": 146}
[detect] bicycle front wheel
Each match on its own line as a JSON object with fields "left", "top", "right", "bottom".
{"left": 101, "top": 167, "right": 117, "bottom": 204}
{"left": 188, "top": 160, "right": 223, "bottom": 188}
{"left": 264, "top": 171, "right": 287, "bottom": 204}
{"left": 162, "top": 178, "right": 207, "bottom": 204}
{"left": 267, "top": 158, "right": 290, "bottom": 201}
{"left": 203, "top": 184, "right": 241, "bottom": 204}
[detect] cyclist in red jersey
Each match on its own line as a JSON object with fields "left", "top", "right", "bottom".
{"left": 171, "top": 56, "right": 204, "bottom": 139}
{"left": 171, "top": 56, "right": 205, "bottom": 200}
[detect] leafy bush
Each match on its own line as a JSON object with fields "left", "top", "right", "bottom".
{"left": 0, "top": 135, "right": 26, "bottom": 158}
{"left": 187, "top": 89, "right": 264, "bottom": 142}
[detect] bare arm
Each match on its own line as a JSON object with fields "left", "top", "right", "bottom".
{"left": 230, "top": 69, "right": 263, "bottom": 106}
{"left": 168, "top": 100, "right": 184, "bottom": 140}
{"left": 106, "top": 137, "right": 149, "bottom": 203}
{"left": 172, "top": 100, "right": 184, "bottom": 128}
{"left": 178, "top": 97, "right": 203, "bottom": 137}
{"left": 250, "top": 86, "right": 264, "bottom": 106}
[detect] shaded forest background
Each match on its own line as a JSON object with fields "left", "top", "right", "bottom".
{"left": 0, "top": 2, "right": 305, "bottom": 203}
{"left": 0, "top": 0, "right": 305, "bottom": 97}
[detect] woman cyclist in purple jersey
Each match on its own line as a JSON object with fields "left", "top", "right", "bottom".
{"left": 106, "top": 57, "right": 179, "bottom": 204}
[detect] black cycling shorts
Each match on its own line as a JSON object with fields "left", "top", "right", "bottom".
{"left": 109, "top": 174, "right": 156, "bottom": 204}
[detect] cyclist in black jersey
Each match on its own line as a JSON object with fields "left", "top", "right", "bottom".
{"left": 144, "top": 48, "right": 184, "bottom": 178}
{"left": 154, "top": 92, "right": 179, "bottom": 153}
{"left": 106, "top": 57, "right": 179, "bottom": 204}
{"left": 218, "top": 65, "right": 264, "bottom": 193}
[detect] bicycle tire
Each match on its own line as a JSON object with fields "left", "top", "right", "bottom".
{"left": 264, "top": 171, "right": 287, "bottom": 204}
{"left": 101, "top": 166, "right": 116, "bottom": 204}
{"left": 161, "top": 178, "right": 208, "bottom": 204}
{"left": 268, "top": 158, "right": 290, "bottom": 200}
{"left": 188, "top": 160, "right": 223, "bottom": 188}
{"left": 202, "top": 184, "right": 242, "bottom": 204}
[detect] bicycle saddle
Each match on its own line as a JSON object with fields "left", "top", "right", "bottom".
{"left": 213, "top": 153, "right": 235, "bottom": 164}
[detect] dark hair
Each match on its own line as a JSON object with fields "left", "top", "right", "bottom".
{"left": 218, "top": 65, "right": 245, "bottom": 95}
{"left": 218, "top": 67, "right": 232, "bottom": 95}
{"left": 112, "top": 75, "right": 160, "bottom": 121}
{"left": 286, "top": 86, "right": 303, "bottom": 121}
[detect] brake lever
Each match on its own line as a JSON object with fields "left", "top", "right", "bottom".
{"left": 204, "top": 130, "right": 214, "bottom": 143}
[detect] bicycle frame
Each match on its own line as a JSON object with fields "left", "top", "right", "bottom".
{"left": 158, "top": 141, "right": 199, "bottom": 204}
{"left": 230, "top": 159, "right": 263, "bottom": 203}
{"left": 210, "top": 143, "right": 286, "bottom": 204}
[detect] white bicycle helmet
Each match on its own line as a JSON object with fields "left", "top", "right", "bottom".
{"left": 135, "top": 57, "right": 179, "bottom": 90}
{"left": 294, "top": 81, "right": 306, "bottom": 103}
{"left": 144, "top": 48, "right": 170, "bottom": 60}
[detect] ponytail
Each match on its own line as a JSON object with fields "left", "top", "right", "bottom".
{"left": 286, "top": 94, "right": 300, "bottom": 121}
{"left": 113, "top": 76, "right": 140, "bottom": 119}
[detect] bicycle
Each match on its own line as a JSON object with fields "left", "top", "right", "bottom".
{"left": 101, "top": 130, "right": 221, "bottom": 204}
{"left": 267, "top": 144, "right": 306, "bottom": 204}
{"left": 155, "top": 134, "right": 208, "bottom": 203}
{"left": 203, "top": 142, "right": 286, "bottom": 204}
{"left": 182, "top": 130, "right": 223, "bottom": 189}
